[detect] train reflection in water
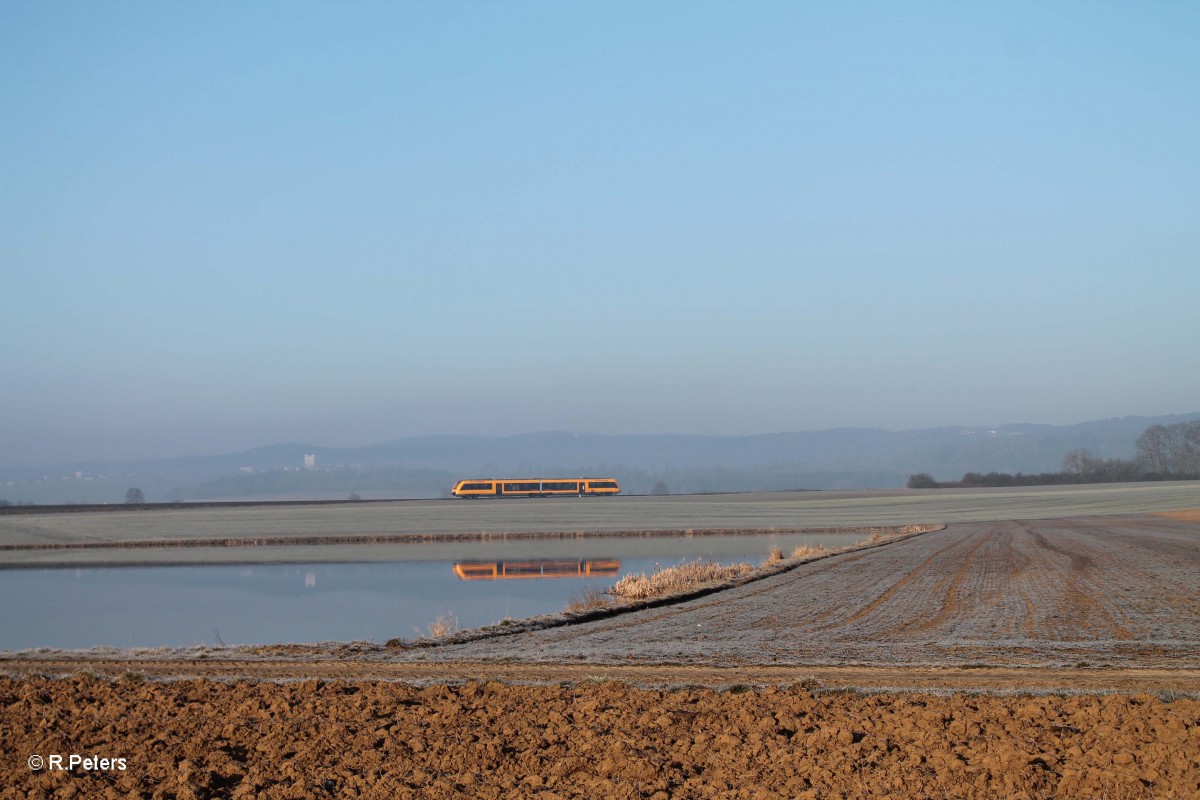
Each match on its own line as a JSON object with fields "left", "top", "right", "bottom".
{"left": 453, "top": 559, "right": 621, "bottom": 581}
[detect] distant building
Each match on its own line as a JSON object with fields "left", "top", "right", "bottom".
{"left": 304, "top": 454, "right": 316, "bottom": 469}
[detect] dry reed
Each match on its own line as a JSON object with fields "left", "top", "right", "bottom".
{"left": 564, "top": 586, "right": 612, "bottom": 613}
{"left": 424, "top": 611, "right": 459, "bottom": 639}
{"left": 762, "top": 546, "right": 785, "bottom": 566}
{"left": 610, "top": 559, "right": 755, "bottom": 600}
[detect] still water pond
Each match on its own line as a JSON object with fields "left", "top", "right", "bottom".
{"left": 1, "top": 533, "right": 861, "bottom": 650}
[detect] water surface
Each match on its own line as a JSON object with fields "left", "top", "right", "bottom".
{"left": 1, "top": 533, "right": 859, "bottom": 649}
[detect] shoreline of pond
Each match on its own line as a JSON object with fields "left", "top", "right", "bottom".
{"left": 0, "top": 525, "right": 928, "bottom": 568}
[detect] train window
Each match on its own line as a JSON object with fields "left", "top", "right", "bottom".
{"left": 461, "top": 482, "right": 491, "bottom": 491}
{"left": 503, "top": 563, "right": 545, "bottom": 576}
{"left": 455, "top": 564, "right": 497, "bottom": 578}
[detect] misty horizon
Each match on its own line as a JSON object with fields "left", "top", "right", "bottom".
{"left": 6, "top": 410, "right": 1200, "bottom": 472}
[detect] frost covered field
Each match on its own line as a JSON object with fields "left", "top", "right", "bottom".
{"left": 411, "top": 515, "right": 1200, "bottom": 669}
{"left": 2, "top": 481, "right": 1198, "bottom": 564}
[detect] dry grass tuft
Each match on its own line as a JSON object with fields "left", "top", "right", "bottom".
{"left": 850, "top": 529, "right": 891, "bottom": 547}
{"left": 791, "top": 544, "right": 829, "bottom": 559}
{"left": 424, "top": 611, "right": 459, "bottom": 639}
{"left": 762, "top": 546, "right": 785, "bottom": 566}
{"left": 564, "top": 586, "right": 613, "bottom": 613}
{"left": 610, "top": 560, "right": 755, "bottom": 600}
{"left": 896, "top": 524, "right": 937, "bottom": 534}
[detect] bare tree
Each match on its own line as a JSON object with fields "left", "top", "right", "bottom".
{"left": 1139, "top": 421, "right": 1200, "bottom": 476}
{"left": 125, "top": 487, "right": 145, "bottom": 504}
{"left": 1061, "top": 449, "right": 1100, "bottom": 478}
{"left": 1136, "top": 425, "right": 1170, "bottom": 475}
{"left": 1184, "top": 421, "right": 1200, "bottom": 474}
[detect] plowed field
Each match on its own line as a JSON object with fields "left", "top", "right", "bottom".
{"left": 4, "top": 676, "right": 1199, "bottom": 799}
{"left": 407, "top": 516, "right": 1200, "bottom": 669}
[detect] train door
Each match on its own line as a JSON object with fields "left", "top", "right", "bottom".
{"left": 495, "top": 481, "right": 504, "bottom": 497}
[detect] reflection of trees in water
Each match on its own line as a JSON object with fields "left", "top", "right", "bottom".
{"left": 453, "top": 559, "right": 620, "bottom": 581}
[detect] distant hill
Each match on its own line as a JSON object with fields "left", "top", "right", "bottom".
{"left": 2, "top": 413, "right": 1197, "bottom": 503}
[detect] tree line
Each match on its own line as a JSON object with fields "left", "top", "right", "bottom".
{"left": 908, "top": 421, "right": 1200, "bottom": 488}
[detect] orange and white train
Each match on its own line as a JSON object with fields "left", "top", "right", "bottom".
{"left": 450, "top": 477, "right": 620, "bottom": 498}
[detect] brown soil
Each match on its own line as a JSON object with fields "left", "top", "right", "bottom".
{"left": 4, "top": 659, "right": 1200, "bottom": 694}
{"left": 3, "top": 675, "right": 1198, "bottom": 800}
{"left": 1158, "top": 508, "right": 1200, "bottom": 522}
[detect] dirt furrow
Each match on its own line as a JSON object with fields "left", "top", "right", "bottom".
{"left": 833, "top": 529, "right": 976, "bottom": 629}
{"left": 898, "top": 528, "right": 996, "bottom": 637}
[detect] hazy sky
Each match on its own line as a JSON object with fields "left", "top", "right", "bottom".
{"left": 3, "top": 2, "right": 1198, "bottom": 466}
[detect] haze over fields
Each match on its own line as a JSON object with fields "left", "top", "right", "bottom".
{"left": 1, "top": 413, "right": 1197, "bottom": 504}
{"left": 3, "top": 5, "right": 1198, "bottom": 477}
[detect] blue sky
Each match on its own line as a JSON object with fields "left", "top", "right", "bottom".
{"left": 3, "top": 2, "right": 1198, "bottom": 466}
